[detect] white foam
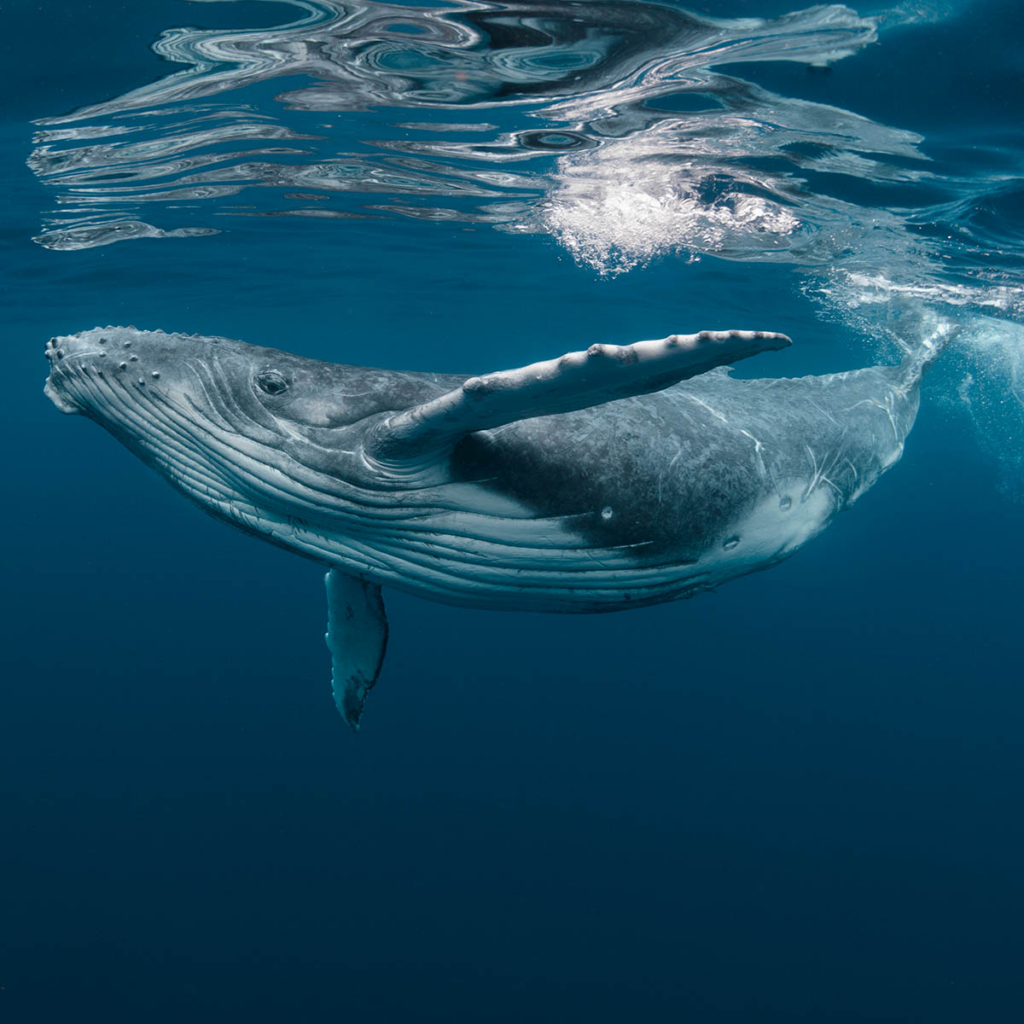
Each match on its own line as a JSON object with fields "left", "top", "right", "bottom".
{"left": 817, "top": 268, "right": 1024, "bottom": 500}
{"left": 540, "top": 144, "right": 800, "bottom": 276}
{"left": 838, "top": 271, "right": 1024, "bottom": 315}
{"left": 866, "top": 0, "right": 976, "bottom": 28}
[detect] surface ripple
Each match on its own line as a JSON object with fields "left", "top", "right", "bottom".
{"left": 25, "top": 0, "right": 1024, "bottom": 488}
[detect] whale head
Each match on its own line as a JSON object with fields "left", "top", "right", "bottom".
{"left": 43, "top": 326, "right": 441, "bottom": 539}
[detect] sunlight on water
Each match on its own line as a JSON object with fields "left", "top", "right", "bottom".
{"left": 23, "top": 0, "right": 895, "bottom": 258}
{"left": 25, "top": 0, "right": 1024, "bottom": 492}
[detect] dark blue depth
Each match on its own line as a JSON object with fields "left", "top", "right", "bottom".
{"left": 2, "top": 2, "right": 1023, "bottom": 1021}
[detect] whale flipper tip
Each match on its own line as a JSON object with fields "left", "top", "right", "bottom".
{"left": 325, "top": 570, "right": 388, "bottom": 733}
{"left": 370, "top": 328, "right": 792, "bottom": 464}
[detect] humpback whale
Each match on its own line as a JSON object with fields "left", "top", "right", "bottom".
{"left": 45, "top": 325, "right": 942, "bottom": 729}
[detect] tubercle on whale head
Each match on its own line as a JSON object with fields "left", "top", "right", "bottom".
{"left": 42, "top": 325, "right": 402, "bottom": 432}
{"left": 45, "top": 326, "right": 218, "bottom": 420}
{"left": 41, "top": 326, "right": 387, "bottom": 540}
{"left": 44, "top": 338, "right": 81, "bottom": 414}
{"left": 41, "top": 325, "right": 450, "bottom": 513}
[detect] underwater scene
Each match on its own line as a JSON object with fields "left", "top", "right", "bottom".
{"left": 3, "top": 0, "right": 1023, "bottom": 1019}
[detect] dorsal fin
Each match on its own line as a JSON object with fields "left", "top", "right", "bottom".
{"left": 367, "top": 329, "right": 790, "bottom": 463}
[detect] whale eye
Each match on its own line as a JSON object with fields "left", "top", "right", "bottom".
{"left": 255, "top": 369, "right": 289, "bottom": 396}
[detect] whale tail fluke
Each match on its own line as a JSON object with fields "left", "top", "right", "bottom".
{"left": 899, "top": 318, "right": 956, "bottom": 387}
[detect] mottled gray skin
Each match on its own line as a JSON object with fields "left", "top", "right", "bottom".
{"left": 45, "top": 327, "right": 926, "bottom": 613}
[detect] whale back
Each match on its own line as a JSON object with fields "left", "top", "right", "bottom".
{"left": 449, "top": 362, "right": 919, "bottom": 560}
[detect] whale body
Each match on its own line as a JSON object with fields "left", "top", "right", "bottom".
{"left": 45, "top": 325, "right": 940, "bottom": 728}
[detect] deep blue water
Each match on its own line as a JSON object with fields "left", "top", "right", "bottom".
{"left": 3, "top": 1, "right": 1024, "bottom": 1020}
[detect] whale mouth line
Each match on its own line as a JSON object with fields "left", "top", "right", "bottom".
{"left": 60, "top": 349, "right": 105, "bottom": 362}
{"left": 43, "top": 376, "right": 80, "bottom": 414}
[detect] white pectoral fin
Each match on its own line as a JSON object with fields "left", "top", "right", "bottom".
{"left": 369, "top": 329, "right": 790, "bottom": 462}
{"left": 325, "top": 569, "right": 388, "bottom": 732}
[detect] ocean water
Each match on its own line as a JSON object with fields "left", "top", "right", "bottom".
{"left": 3, "top": 0, "right": 1023, "bottom": 1020}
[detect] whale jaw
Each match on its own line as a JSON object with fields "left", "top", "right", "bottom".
{"left": 44, "top": 376, "right": 81, "bottom": 415}
{"left": 44, "top": 336, "right": 80, "bottom": 414}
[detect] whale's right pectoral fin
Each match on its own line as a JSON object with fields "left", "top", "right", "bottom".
{"left": 368, "top": 329, "right": 790, "bottom": 463}
{"left": 325, "top": 569, "right": 388, "bottom": 732}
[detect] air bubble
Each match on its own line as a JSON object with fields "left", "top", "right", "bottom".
{"left": 723, "top": 535, "right": 740, "bottom": 550}
{"left": 519, "top": 130, "right": 593, "bottom": 152}
{"left": 601, "top": 506, "right": 614, "bottom": 520}
{"left": 779, "top": 496, "right": 792, "bottom": 511}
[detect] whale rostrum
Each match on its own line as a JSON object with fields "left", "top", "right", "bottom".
{"left": 45, "top": 325, "right": 944, "bottom": 729}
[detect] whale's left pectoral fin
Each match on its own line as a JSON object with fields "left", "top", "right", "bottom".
{"left": 368, "top": 329, "right": 790, "bottom": 463}
{"left": 325, "top": 570, "right": 388, "bottom": 732}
